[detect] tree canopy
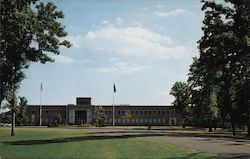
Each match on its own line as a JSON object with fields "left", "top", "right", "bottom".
{"left": 0, "top": 0, "right": 71, "bottom": 105}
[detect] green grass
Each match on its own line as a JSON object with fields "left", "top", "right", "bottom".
{"left": 0, "top": 127, "right": 221, "bottom": 158}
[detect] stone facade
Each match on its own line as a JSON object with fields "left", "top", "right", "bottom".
{"left": 27, "top": 97, "right": 182, "bottom": 126}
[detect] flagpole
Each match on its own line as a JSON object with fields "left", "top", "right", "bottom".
{"left": 112, "top": 88, "right": 115, "bottom": 126}
{"left": 40, "top": 89, "right": 42, "bottom": 126}
{"left": 39, "top": 83, "right": 42, "bottom": 126}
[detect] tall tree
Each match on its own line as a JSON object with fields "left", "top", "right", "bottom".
{"left": 170, "top": 81, "right": 191, "bottom": 128}
{"left": 188, "top": 58, "right": 218, "bottom": 131}
{"left": 0, "top": 0, "right": 71, "bottom": 106}
{"left": 192, "top": 0, "right": 249, "bottom": 135}
{"left": 16, "top": 96, "right": 28, "bottom": 126}
{"left": 3, "top": 89, "right": 18, "bottom": 136}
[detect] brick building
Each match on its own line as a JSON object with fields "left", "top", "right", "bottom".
{"left": 27, "top": 97, "right": 182, "bottom": 126}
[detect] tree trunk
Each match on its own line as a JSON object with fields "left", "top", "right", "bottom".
{"left": 208, "top": 119, "right": 213, "bottom": 132}
{"left": 11, "top": 110, "right": 15, "bottom": 136}
{"left": 20, "top": 117, "right": 23, "bottom": 127}
{"left": 231, "top": 121, "right": 236, "bottom": 136}
{"left": 247, "top": 109, "right": 250, "bottom": 136}
{"left": 247, "top": 121, "right": 250, "bottom": 136}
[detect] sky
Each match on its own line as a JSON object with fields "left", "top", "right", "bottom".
{"left": 19, "top": 0, "right": 204, "bottom": 106}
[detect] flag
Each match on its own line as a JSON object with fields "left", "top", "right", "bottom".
{"left": 40, "top": 82, "right": 43, "bottom": 92}
{"left": 113, "top": 83, "right": 116, "bottom": 93}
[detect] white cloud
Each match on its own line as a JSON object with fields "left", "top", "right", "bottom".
{"left": 53, "top": 55, "right": 74, "bottom": 64}
{"left": 142, "top": 7, "right": 149, "bottom": 11}
{"left": 101, "top": 20, "right": 109, "bottom": 25}
{"left": 94, "top": 61, "right": 152, "bottom": 74}
{"left": 116, "top": 17, "right": 123, "bottom": 25}
{"left": 156, "top": 5, "right": 164, "bottom": 8}
{"left": 79, "top": 26, "right": 189, "bottom": 59}
{"left": 154, "top": 8, "right": 190, "bottom": 17}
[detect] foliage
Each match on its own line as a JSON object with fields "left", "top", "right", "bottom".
{"left": 0, "top": 111, "right": 12, "bottom": 124}
{"left": 16, "top": 97, "right": 28, "bottom": 126}
{"left": 0, "top": 0, "right": 71, "bottom": 105}
{"left": 93, "top": 106, "right": 106, "bottom": 127}
{"left": 170, "top": 82, "right": 190, "bottom": 116}
{"left": 122, "top": 110, "right": 132, "bottom": 121}
{"left": 170, "top": 81, "right": 191, "bottom": 128}
{"left": 187, "top": 0, "right": 250, "bottom": 134}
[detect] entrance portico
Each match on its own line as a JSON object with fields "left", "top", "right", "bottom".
{"left": 68, "top": 106, "right": 92, "bottom": 124}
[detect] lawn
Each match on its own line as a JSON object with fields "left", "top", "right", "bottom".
{"left": 0, "top": 127, "right": 221, "bottom": 159}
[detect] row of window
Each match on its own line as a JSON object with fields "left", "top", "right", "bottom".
{"left": 105, "top": 118, "right": 167, "bottom": 124}
{"left": 104, "top": 110, "right": 175, "bottom": 116}
{"left": 31, "top": 109, "right": 65, "bottom": 115}
{"left": 31, "top": 117, "right": 64, "bottom": 123}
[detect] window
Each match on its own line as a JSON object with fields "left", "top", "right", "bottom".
{"left": 122, "top": 111, "right": 124, "bottom": 115}
{"left": 132, "top": 111, "right": 134, "bottom": 115}
{"left": 31, "top": 114, "right": 35, "bottom": 123}
{"left": 149, "top": 111, "right": 152, "bottom": 115}
{"left": 140, "top": 111, "right": 143, "bottom": 115}
{"left": 46, "top": 110, "right": 48, "bottom": 115}
{"left": 171, "top": 110, "right": 174, "bottom": 115}
{"left": 136, "top": 111, "right": 139, "bottom": 115}
{"left": 158, "top": 118, "right": 161, "bottom": 123}
{"left": 144, "top": 111, "right": 147, "bottom": 115}
{"left": 162, "top": 111, "right": 165, "bottom": 115}
{"left": 162, "top": 119, "right": 166, "bottom": 123}
{"left": 136, "top": 119, "right": 139, "bottom": 123}
{"left": 32, "top": 110, "right": 35, "bottom": 114}
{"left": 153, "top": 111, "right": 156, "bottom": 115}
{"left": 140, "top": 119, "right": 143, "bottom": 123}
{"left": 149, "top": 119, "right": 152, "bottom": 123}
{"left": 105, "top": 111, "right": 107, "bottom": 115}
{"left": 109, "top": 111, "right": 112, "bottom": 115}
{"left": 131, "top": 119, "right": 134, "bottom": 123}
{"left": 167, "top": 110, "right": 170, "bottom": 115}
{"left": 118, "top": 111, "right": 121, "bottom": 115}
{"left": 158, "top": 111, "right": 161, "bottom": 115}
{"left": 153, "top": 119, "right": 157, "bottom": 123}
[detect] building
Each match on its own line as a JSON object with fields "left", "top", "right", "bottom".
{"left": 27, "top": 97, "right": 181, "bottom": 126}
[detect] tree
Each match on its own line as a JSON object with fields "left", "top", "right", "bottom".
{"left": 170, "top": 81, "right": 191, "bottom": 128}
{"left": 191, "top": 0, "right": 250, "bottom": 135}
{"left": 3, "top": 89, "right": 18, "bottom": 136}
{"left": 93, "top": 106, "right": 106, "bottom": 127}
{"left": 0, "top": 0, "right": 71, "bottom": 106}
{"left": 16, "top": 97, "right": 28, "bottom": 126}
{"left": 188, "top": 56, "right": 220, "bottom": 132}
{"left": 122, "top": 110, "right": 131, "bottom": 125}
{"left": 54, "top": 113, "right": 63, "bottom": 126}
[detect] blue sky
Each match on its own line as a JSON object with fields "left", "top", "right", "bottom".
{"left": 19, "top": 0, "right": 204, "bottom": 105}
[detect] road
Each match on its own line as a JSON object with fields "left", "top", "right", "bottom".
{"left": 79, "top": 127, "right": 250, "bottom": 159}
{"left": 145, "top": 133, "right": 250, "bottom": 159}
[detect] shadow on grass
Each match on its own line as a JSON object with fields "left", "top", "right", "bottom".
{"left": 3, "top": 133, "right": 165, "bottom": 145}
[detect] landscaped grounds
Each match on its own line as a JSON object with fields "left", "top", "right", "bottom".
{"left": 0, "top": 127, "right": 220, "bottom": 158}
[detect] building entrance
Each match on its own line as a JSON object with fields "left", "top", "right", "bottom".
{"left": 75, "top": 110, "right": 87, "bottom": 124}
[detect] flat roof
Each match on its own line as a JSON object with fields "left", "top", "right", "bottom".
{"left": 28, "top": 104, "right": 173, "bottom": 107}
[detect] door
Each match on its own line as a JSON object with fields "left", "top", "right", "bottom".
{"left": 75, "top": 110, "right": 87, "bottom": 124}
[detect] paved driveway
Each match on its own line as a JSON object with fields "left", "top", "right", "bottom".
{"left": 81, "top": 127, "right": 250, "bottom": 159}
{"left": 145, "top": 133, "right": 250, "bottom": 159}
